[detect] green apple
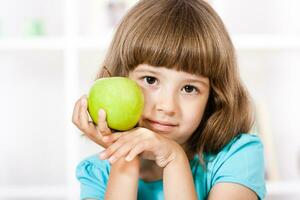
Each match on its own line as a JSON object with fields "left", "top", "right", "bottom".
{"left": 88, "top": 77, "right": 144, "bottom": 131}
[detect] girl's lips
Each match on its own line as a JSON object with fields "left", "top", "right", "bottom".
{"left": 146, "top": 119, "right": 178, "bottom": 132}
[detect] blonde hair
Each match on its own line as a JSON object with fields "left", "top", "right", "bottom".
{"left": 97, "top": 0, "right": 254, "bottom": 160}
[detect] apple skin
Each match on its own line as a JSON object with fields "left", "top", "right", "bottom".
{"left": 87, "top": 77, "right": 144, "bottom": 131}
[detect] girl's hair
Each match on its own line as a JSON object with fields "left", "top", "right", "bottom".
{"left": 97, "top": 0, "right": 254, "bottom": 160}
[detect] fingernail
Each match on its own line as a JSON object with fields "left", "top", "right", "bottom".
{"left": 98, "top": 109, "right": 105, "bottom": 117}
{"left": 108, "top": 156, "right": 116, "bottom": 163}
{"left": 102, "top": 136, "right": 110, "bottom": 142}
{"left": 125, "top": 156, "right": 132, "bottom": 162}
{"left": 100, "top": 152, "right": 106, "bottom": 159}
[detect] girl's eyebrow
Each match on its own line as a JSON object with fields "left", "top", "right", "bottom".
{"left": 134, "top": 69, "right": 161, "bottom": 76}
{"left": 185, "top": 78, "right": 209, "bottom": 88}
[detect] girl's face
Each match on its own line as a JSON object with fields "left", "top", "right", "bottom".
{"left": 129, "top": 64, "right": 210, "bottom": 145}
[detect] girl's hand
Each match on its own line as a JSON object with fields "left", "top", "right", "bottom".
{"left": 72, "top": 95, "right": 113, "bottom": 149}
{"left": 99, "top": 127, "right": 183, "bottom": 168}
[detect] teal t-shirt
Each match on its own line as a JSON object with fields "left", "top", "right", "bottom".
{"left": 76, "top": 133, "right": 266, "bottom": 200}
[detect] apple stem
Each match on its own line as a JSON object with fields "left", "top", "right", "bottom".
{"left": 103, "top": 66, "right": 112, "bottom": 77}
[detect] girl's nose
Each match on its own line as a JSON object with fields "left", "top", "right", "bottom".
{"left": 155, "top": 90, "right": 177, "bottom": 116}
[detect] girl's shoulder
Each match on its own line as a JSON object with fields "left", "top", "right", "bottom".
{"left": 76, "top": 153, "right": 111, "bottom": 177}
{"left": 222, "top": 133, "right": 263, "bottom": 153}
{"left": 206, "top": 133, "right": 264, "bottom": 166}
{"left": 205, "top": 133, "right": 266, "bottom": 200}
{"left": 76, "top": 153, "right": 111, "bottom": 199}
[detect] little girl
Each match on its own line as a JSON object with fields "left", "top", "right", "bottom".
{"left": 72, "top": 0, "right": 266, "bottom": 199}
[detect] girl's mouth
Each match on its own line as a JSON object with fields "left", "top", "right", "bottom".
{"left": 146, "top": 119, "right": 178, "bottom": 132}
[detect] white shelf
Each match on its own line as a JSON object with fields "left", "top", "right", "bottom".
{"left": 77, "top": 36, "right": 112, "bottom": 51}
{"left": 266, "top": 181, "right": 300, "bottom": 195}
{"left": 1, "top": 34, "right": 300, "bottom": 51}
{"left": 0, "top": 37, "right": 65, "bottom": 50}
{"left": 0, "top": 36, "right": 110, "bottom": 51}
{"left": 233, "top": 34, "right": 300, "bottom": 50}
{"left": 0, "top": 185, "right": 69, "bottom": 198}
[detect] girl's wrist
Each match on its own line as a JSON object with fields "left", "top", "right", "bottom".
{"left": 164, "top": 143, "right": 188, "bottom": 170}
{"left": 111, "top": 156, "right": 140, "bottom": 175}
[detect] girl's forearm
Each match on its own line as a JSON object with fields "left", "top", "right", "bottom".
{"left": 104, "top": 157, "right": 140, "bottom": 200}
{"left": 163, "top": 147, "right": 198, "bottom": 200}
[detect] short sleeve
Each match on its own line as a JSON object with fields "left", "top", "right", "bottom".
{"left": 76, "top": 154, "right": 111, "bottom": 200}
{"left": 208, "top": 134, "right": 266, "bottom": 200}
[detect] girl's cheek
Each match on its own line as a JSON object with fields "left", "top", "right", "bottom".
{"left": 141, "top": 88, "right": 151, "bottom": 107}
{"left": 140, "top": 87, "right": 158, "bottom": 114}
{"left": 139, "top": 83, "right": 155, "bottom": 99}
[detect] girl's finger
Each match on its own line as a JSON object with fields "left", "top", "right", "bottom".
{"left": 79, "top": 97, "right": 92, "bottom": 132}
{"left": 86, "top": 127, "right": 113, "bottom": 149}
{"left": 99, "top": 131, "right": 132, "bottom": 160}
{"left": 125, "top": 142, "right": 149, "bottom": 162}
{"left": 100, "top": 125, "right": 144, "bottom": 143}
{"left": 96, "top": 109, "right": 111, "bottom": 136}
{"left": 105, "top": 136, "right": 142, "bottom": 163}
{"left": 77, "top": 98, "right": 111, "bottom": 147}
{"left": 72, "top": 96, "right": 85, "bottom": 124}
{"left": 81, "top": 122, "right": 113, "bottom": 149}
{"left": 101, "top": 132, "right": 124, "bottom": 143}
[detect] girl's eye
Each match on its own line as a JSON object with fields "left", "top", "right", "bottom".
{"left": 182, "top": 85, "right": 199, "bottom": 94}
{"left": 143, "top": 76, "right": 157, "bottom": 85}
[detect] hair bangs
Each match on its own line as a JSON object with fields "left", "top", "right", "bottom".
{"left": 119, "top": 1, "right": 222, "bottom": 79}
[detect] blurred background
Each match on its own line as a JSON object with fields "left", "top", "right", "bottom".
{"left": 0, "top": 0, "right": 299, "bottom": 199}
